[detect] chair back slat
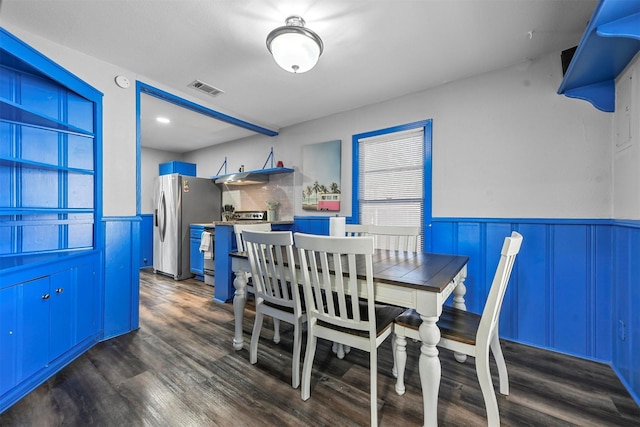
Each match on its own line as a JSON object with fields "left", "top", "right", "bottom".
{"left": 478, "top": 231, "right": 523, "bottom": 346}
{"left": 295, "top": 233, "right": 375, "bottom": 333}
{"left": 243, "top": 230, "right": 299, "bottom": 312}
{"left": 367, "top": 225, "right": 421, "bottom": 252}
{"left": 234, "top": 223, "right": 272, "bottom": 252}
{"left": 345, "top": 224, "right": 370, "bottom": 237}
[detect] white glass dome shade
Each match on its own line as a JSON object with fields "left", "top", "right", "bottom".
{"left": 266, "top": 16, "right": 324, "bottom": 73}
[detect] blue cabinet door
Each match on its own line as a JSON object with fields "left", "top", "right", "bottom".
{"left": 49, "top": 269, "right": 74, "bottom": 361}
{"left": 74, "top": 263, "right": 98, "bottom": 345}
{"left": 140, "top": 214, "right": 154, "bottom": 268}
{"left": 190, "top": 226, "right": 205, "bottom": 278}
{"left": 190, "top": 236, "right": 204, "bottom": 276}
{"left": 0, "top": 285, "right": 18, "bottom": 396}
{"left": 18, "top": 277, "right": 50, "bottom": 383}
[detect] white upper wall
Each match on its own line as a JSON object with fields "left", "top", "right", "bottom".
{"left": 613, "top": 54, "right": 640, "bottom": 220}
{"left": 5, "top": 24, "right": 618, "bottom": 220}
{"left": 188, "top": 52, "right": 613, "bottom": 219}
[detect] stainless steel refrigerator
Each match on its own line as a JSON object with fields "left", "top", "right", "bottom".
{"left": 153, "top": 173, "right": 221, "bottom": 280}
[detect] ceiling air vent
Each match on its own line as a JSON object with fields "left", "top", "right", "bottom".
{"left": 188, "top": 80, "right": 224, "bottom": 97}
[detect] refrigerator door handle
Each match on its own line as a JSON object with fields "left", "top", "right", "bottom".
{"left": 159, "top": 191, "right": 167, "bottom": 242}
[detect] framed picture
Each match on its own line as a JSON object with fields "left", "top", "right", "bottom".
{"left": 301, "top": 140, "right": 341, "bottom": 211}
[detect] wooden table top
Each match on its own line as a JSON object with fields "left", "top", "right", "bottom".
{"left": 231, "top": 249, "right": 468, "bottom": 294}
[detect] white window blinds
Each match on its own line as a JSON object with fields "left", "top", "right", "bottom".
{"left": 358, "top": 127, "right": 424, "bottom": 247}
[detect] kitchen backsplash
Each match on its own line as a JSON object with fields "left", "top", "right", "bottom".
{"left": 221, "top": 173, "right": 294, "bottom": 220}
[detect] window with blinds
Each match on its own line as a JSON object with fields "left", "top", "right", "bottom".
{"left": 357, "top": 127, "right": 424, "bottom": 248}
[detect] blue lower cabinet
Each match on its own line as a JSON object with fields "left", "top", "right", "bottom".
{"left": 8, "top": 277, "right": 50, "bottom": 387}
{"left": 190, "top": 225, "right": 205, "bottom": 280}
{"left": 214, "top": 224, "right": 235, "bottom": 303}
{"left": 140, "top": 214, "right": 154, "bottom": 268}
{"left": 0, "top": 257, "right": 100, "bottom": 412}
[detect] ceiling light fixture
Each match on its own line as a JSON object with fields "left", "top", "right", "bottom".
{"left": 156, "top": 117, "right": 171, "bottom": 124}
{"left": 266, "top": 15, "right": 323, "bottom": 74}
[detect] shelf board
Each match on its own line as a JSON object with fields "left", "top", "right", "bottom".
{"left": 0, "top": 249, "right": 93, "bottom": 271}
{"left": 557, "top": 0, "right": 640, "bottom": 112}
{"left": 0, "top": 98, "right": 95, "bottom": 137}
{"left": 211, "top": 167, "right": 294, "bottom": 181}
{"left": 0, "top": 207, "right": 94, "bottom": 215}
{"left": 0, "top": 156, "right": 94, "bottom": 174}
{"left": 250, "top": 167, "right": 294, "bottom": 175}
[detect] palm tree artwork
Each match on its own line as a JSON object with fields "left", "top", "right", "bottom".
{"left": 301, "top": 140, "right": 341, "bottom": 211}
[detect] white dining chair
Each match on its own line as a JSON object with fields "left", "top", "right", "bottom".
{"left": 344, "top": 224, "right": 370, "bottom": 236}
{"left": 233, "top": 223, "right": 272, "bottom": 253}
{"left": 233, "top": 223, "right": 283, "bottom": 342}
{"left": 333, "top": 223, "right": 421, "bottom": 360}
{"left": 295, "top": 232, "right": 404, "bottom": 427}
{"left": 367, "top": 224, "right": 421, "bottom": 252}
{"left": 243, "top": 230, "right": 306, "bottom": 388}
{"left": 333, "top": 223, "right": 370, "bottom": 358}
{"left": 392, "top": 231, "right": 523, "bottom": 426}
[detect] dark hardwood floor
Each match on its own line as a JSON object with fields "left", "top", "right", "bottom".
{"left": 2, "top": 269, "right": 639, "bottom": 426}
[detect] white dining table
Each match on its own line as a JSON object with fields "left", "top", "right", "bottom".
{"left": 230, "top": 248, "right": 468, "bottom": 427}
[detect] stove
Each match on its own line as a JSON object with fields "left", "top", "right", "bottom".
{"left": 233, "top": 210, "right": 268, "bottom": 221}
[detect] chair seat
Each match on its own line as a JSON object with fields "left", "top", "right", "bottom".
{"left": 263, "top": 282, "right": 307, "bottom": 313}
{"left": 394, "top": 306, "right": 480, "bottom": 346}
{"left": 319, "top": 302, "right": 404, "bottom": 338}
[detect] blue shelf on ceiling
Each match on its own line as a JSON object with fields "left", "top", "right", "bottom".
{"left": 557, "top": 0, "right": 640, "bottom": 112}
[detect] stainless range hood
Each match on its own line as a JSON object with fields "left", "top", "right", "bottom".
{"left": 214, "top": 172, "right": 268, "bottom": 186}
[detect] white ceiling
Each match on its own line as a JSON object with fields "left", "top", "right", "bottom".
{"left": 0, "top": 0, "right": 597, "bottom": 153}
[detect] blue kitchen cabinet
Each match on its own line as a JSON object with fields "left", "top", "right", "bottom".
{"left": 159, "top": 161, "right": 196, "bottom": 176}
{"left": 190, "top": 225, "right": 205, "bottom": 280}
{"left": 1, "top": 29, "right": 99, "bottom": 264}
{"left": 140, "top": 214, "right": 154, "bottom": 268}
{"left": 0, "top": 277, "right": 50, "bottom": 395}
{"left": 0, "top": 260, "right": 99, "bottom": 406}
{"left": 213, "top": 224, "right": 235, "bottom": 303}
{"left": 0, "top": 28, "right": 106, "bottom": 413}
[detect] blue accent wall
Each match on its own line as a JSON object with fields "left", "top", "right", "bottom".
{"left": 432, "top": 217, "right": 639, "bottom": 404}
{"left": 103, "top": 217, "right": 140, "bottom": 339}
{"left": 611, "top": 221, "right": 640, "bottom": 405}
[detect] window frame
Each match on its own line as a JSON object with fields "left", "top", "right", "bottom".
{"left": 350, "top": 119, "right": 432, "bottom": 251}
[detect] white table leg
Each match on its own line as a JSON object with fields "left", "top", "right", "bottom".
{"left": 232, "top": 270, "right": 248, "bottom": 350}
{"left": 419, "top": 314, "right": 441, "bottom": 427}
{"left": 452, "top": 271, "right": 468, "bottom": 363}
{"left": 394, "top": 333, "right": 408, "bottom": 395}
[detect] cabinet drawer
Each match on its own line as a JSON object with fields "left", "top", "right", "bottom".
{"left": 190, "top": 228, "right": 205, "bottom": 239}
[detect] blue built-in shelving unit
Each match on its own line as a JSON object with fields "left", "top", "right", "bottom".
{"left": 558, "top": 0, "right": 640, "bottom": 112}
{"left": 0, "top": 27, "right": 107, "bottom": 413}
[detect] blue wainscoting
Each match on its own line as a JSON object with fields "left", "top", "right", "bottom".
{"left": 432, "top": 219, "right": 613, "bottom": 360}
{"left": 611, "top": 221, "right": 640, "bottom": 405}
{"left": 103, "top": 217, "right": 141, "bottom": 340}
{"left": 432, "top": 218, "right": 639, "bottom": 405}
